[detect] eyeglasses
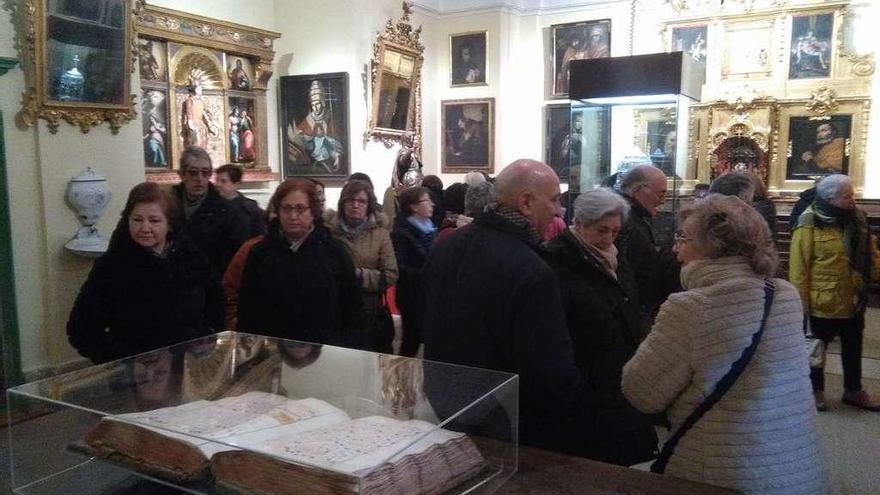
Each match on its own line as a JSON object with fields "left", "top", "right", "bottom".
{"left": 637, "top": 184, "right": 667, "bottom": 202}
{"left": 417, "top": 199, "right": 433, "bottom": 204}
{"left": 344, "top": 198, "right": 369, "bottom": 206}
{"left": 185, "top": 168, "right": 213, "bottom": 178}
{"left": 673, "top": 231, "right": 693, "bottom": 244}
{"left": 280, "top": 204, "right": 311, "bottom": 216}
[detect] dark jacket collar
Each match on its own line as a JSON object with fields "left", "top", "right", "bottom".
{"left": 172, "top": 181, "right": 223, "bottom": 207}
{"left": 620, "top": 192, "right": 651, "bottom": 220}
{"left": 549, "top": 229, "right": 622, "bottom": 287}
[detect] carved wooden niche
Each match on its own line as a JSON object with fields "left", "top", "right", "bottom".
{"left": 135, "top": 5, "right": 280, "bottom": 181}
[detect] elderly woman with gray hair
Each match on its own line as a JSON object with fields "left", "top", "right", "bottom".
{"left": 544, "top": 188, "right": 657, "bottom": 466}
{"left": 623, "top": 194, "right": 828, "bottom": 494}
{"left": 790, "top": 173, "right": 880, "bottom": 411}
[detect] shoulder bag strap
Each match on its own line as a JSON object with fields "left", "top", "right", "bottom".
{"left": 651, "top": 279, "right": 775, "bottom": 474}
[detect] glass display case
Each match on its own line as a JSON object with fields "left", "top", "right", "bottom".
{"left": 7, "top": 332, "right": 518, "bottom": 494}
{"left": 565, "top": 52, "right": 704, "bottom": 246}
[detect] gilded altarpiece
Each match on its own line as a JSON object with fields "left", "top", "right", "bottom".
{"left": 135, "top": 5, "right": 280, "bottom": 182}
{"left": 663, "top": 0, "right": 873, "bottom": 195}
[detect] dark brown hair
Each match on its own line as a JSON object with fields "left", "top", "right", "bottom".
{"left": 338, "top": 180, "right": 377, "bottom": 218}
{"left": 121, "top": 182, "right": 183, "bottom": 234}
{"left": 422, "top": 175, "right": 444, "bottom": 193}
{"left": 269, "top": 178, "right": 322, "bottom": 224}
{"left": 397, "top": 186, "right": 430, "bottom": 217}
{"left": 216, "top": 164, "right": 243, "bottom": 183}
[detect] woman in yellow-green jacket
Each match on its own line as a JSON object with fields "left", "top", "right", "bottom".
{"left": 789, "top": 174, "right": 880, "bottom": 411}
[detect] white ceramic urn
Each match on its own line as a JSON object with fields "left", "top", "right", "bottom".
{"left": 65, "top": 167, "right": 111, "bottom": 257}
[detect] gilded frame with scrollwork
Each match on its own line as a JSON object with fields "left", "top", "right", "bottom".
{"left": 771, "top": 90, "right": 869, "bottom": 196}
{"left": 366, "top": 2, "right": 424, "bottom": 153}
{"left": 17, "top": 0, "right": 143, "bottom": 134}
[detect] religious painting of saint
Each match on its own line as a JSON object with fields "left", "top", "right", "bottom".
{"left": 441, "top": 98, "right": 494, "bottom": 173}
{"left": 138, "top": 38, "right": 167, "bottom": 82}
{"left": 141, "top": 88, "right": 169, "bottom": 168}
{"left": 450, "top": 31, "right": 487, "bottom": 87}
{"left": 789, "top": 13, "right": 834, "bottom": 79}
{"left": 228, "top": 97, "right": 256, "bottom": 164}
{"left": 280, "top": 72, "right": 350, "bottom": 180}
{"left": 546, "top": 104, "right": 578, "bottom": 182}
{"left": 786, "top": 115, "right": 850, "bottom": 180}
{"left": 175, "top": 84, "right": 225, "bottom": 169}
{"left": 226, "top": 56, "right": 253, "bottom": 90}
{"left": 671, "top": 25, "right": 707, "bottom": 77}
{"left": 551, "top": 19, "right": 611, "bottom": 98}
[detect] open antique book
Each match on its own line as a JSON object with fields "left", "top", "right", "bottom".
{"left": 85, "top": 391, "right": 486, "bottom": 494}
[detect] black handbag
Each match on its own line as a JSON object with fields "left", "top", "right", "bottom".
{"left": 651, "top": 279, "right": 775, "bottom": 474}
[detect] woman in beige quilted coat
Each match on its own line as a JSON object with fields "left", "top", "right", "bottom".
{"left": 326, "top": 180, "right": 398, "bottom": 353}
{"left": 622, "top": 194, "right": 829, "bottom": 494}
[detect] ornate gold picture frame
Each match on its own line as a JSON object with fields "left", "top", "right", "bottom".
{"left": 366, "top": 2, "right": 424, "bottom": 151}
{"left": 18, "top": 0, "right": 142, "bottom": 133}
{"left": 770, "top": 90, "right": 869, "bottom": 195}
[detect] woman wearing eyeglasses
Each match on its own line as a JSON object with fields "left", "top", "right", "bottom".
{"left": 622, "top": 195, "right": 828, "bottom": 494}
{"left": 237, "top": 179, "right": 362, "bottom": 348}
{"left": 67, "top": 182, "right": 223, "bottom": 364}
{"left": 391, "top": 186, "right": 436, "bottom": 356}
{"left": 326, "top": 180, "right": 399, "bottom": 352}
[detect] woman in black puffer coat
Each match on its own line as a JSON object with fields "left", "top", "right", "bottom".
{"left": 67, "top": 183, "right": 223, "bottom": 364}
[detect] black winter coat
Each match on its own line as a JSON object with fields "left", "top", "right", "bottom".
{"left": 390, "top": 215, "right": 434, "bottom": 314}
{"left": 422, "top": 208, "right": 592, "bottom": 455}
{"left": 237, "top": 221, "right": 362, "bottom": 348}
{"left": 544, "top": 229, "right": 657, "bottom": 465}
{"left": 172, "top": 183, "right": 250, "bottom": 274}
{"left": 67, "top": 224, "right": 223, "bottom": 364}
{"left": 231, "top": 193, "right": 267, "bottom": 237}
{"left": 615, "top": 194, "right": 680, "bottom": 324}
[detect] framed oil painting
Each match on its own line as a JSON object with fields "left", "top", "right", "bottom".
{"left": 789, "top": 13, "right": 834, "bottom": 80}
{"left": 551, "top": 19, "right": 611, "bottom": 97}
{"left": 670, "top": 25, "right": 707, "bottom": 77}
{"left": 545, "top": 104, "right": 576, "bottom": 182}
{"left": 138, "top": 38, "right": 167, "bottom": 82}
{"left": 228, "top": 97, "right": 257, "bottom": 164}
{"left": 786, "top": 115, "right": 851, "bottom": 180}
{"left": 226, "top": 55, "right": 253, "bottom": 90}
{"left": 450, "top": 31, "right": 487, "bottom": 87}
{"left": 141, "top": 88, "right": 170, "bottom": 168}
{"left": 441, "top": 98, "right": 494, "bottom": 173}
{"left": 281, "top": 72, "right": 350, "bottom": 181}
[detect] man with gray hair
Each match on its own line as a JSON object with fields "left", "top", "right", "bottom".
{"left": 463, "top": 181, "right": 494, "bottom": 218}
{"left": 615, "top": 164, "right": 680, "bottom": 328}
{"left": 422, "top": 159, "right": 593, "bottom": 456}
{"left": 172, "top": 146, "right": 249, "bottom": 274}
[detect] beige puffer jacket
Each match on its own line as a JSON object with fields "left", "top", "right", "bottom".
{"left": 622, "top": 257, "right": 829, "bottom": 494}
{"left": 325, "top": 211, "right": 398, "bottom": 294}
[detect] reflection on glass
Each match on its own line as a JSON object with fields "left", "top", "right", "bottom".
{"left": 376, "top": 70, "right": 411, "bottom": 130}
{"left": 7, "top": 332, "right": 518, "bottom": 494}
{"left": 46, "top": 0, "right": 128, "bottom": 104}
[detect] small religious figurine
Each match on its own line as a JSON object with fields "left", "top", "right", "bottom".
{"left": 180, "top": 78, "right": 219, "bottom": 149}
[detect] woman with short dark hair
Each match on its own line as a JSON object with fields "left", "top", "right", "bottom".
{"left": 67, "top": 182, "right": 223, "bottom": 363}
{"left": 237, "top": 179, "right": 362, "bottom": 347}
{"left": 326, "top": 180, "right": 399, "bottom": 352}
{"left": 391, "top": 186, "right": 435, "bottom": 356}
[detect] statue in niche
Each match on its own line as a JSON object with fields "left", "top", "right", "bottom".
{"left": 180, "top": 76, "right": 219, "bottom": 149}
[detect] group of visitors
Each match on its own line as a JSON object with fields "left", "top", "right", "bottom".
{"left": 68, "top": 143, "right": 880, "bottom": 494}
